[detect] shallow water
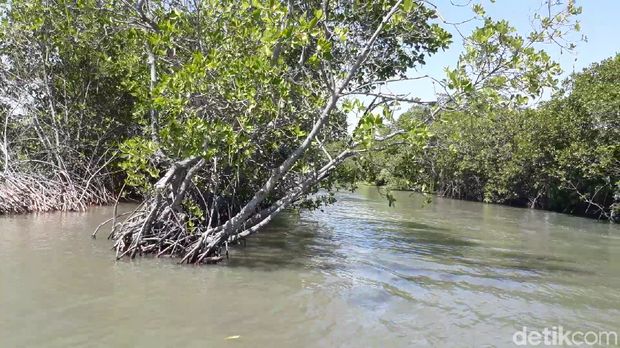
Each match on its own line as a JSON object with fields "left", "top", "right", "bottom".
{"left": 1, "top": 186, "right": 619, "bottom": 347}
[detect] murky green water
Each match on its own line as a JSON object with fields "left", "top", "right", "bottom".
{"left": 1, "top": 186, "right": 619, "bottom": 347}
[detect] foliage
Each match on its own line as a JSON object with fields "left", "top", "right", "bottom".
{"left": 0, "top": 0, "right": 596, "bottom": 264}
{"left": 99, "top": 0, "right": 458, "bottom": 262}
{"left": 370, "top": 55, "right": 620, "bottom": 220}
{"left": 0, "top": 0, "right": 138, "bottom": 211}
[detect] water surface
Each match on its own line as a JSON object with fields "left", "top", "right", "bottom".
{"left": 1, "top": 186, "right": 619, "bottom": 347}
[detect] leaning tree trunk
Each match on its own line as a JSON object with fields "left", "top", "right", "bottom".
{"left": 104, "top": 148, "right": 356, "bottom": 264}
{"left": 104, "top": 1, "right": 404, "bottom": 264}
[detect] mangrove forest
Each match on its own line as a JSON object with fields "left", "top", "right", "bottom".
{"left": 0, "top": 0, "right": 617, "bottom": 268}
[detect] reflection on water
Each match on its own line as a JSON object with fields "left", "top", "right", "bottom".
{"left": 1, "top": 185, "right": 619, "bottom": 347}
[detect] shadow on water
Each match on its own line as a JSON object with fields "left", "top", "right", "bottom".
{"left": 374, "top": 216, "right": 592, "bottom": 277}
{"left": 488, "top": 250, "right": 590, "bottom": 275}
{"left": 223, "top": 191, "right": 594, "bottom": 281}
{"left": 223, "top": 213, "right": 343, "bottom": 272}
{"left": 348, "top": 217, "right": 480, "bottom": 261}
{"left": 223, "top": 208, "right": 482, "bottom": 274}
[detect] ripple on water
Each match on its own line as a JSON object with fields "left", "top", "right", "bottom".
{"left": 1, "top": 189, "right": 619, "bottom": 347}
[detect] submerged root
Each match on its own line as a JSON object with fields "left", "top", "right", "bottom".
{"left": 109, "top": 197, "right": 231, "bottom": 264}
{"left": 0, "top": 171, "right": 115, "bottom": 214}
{"left": 108, "top": 158, "right": 234, "bottom": 264}
{"left": 106, "top": 147, "right": 344, "bottom": 264}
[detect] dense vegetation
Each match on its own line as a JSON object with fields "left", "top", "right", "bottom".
{"left": 362, "top": 55, "right": 620, "bottom": 221}
{"left": 1, "top": 0, "right": 603, "bottom": 264}
{"left": 0, "top": 0, "right": 137, "bottom": 212}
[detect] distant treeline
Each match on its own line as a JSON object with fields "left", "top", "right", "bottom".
{"left": 359, "top": 55, "right": 620, "bottom": 221}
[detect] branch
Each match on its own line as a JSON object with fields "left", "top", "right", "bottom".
{"left": 220, "top": 0, "right": 405, "bottom": 234}
{"left": 343, "top": 92, "right": 437, "bottom": 105}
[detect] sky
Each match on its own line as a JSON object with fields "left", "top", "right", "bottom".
{"left": 359, "top": 0, "right": 620, "bottom": 121}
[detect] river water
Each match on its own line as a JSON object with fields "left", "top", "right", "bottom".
{"left": 1, "top": 186, "right": 619, "bottom": 347}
